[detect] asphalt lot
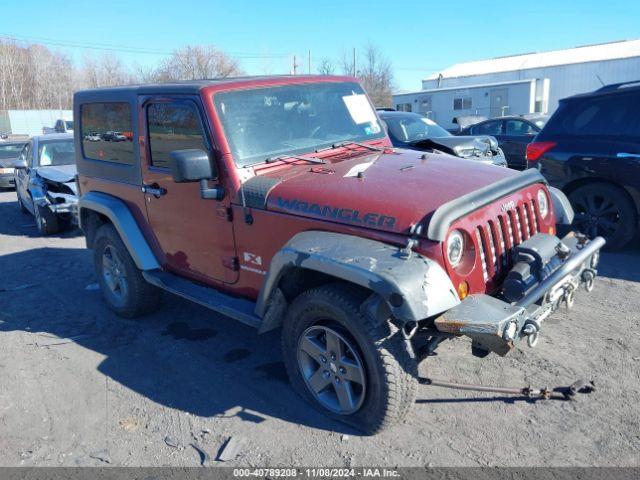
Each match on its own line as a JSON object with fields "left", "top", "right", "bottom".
{"left": 0, "top": 189, "right": 639, "bottom": 467}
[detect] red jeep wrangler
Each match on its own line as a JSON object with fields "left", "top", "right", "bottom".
{"left": 74, "top": 76, "right": 604, "bottom": 433}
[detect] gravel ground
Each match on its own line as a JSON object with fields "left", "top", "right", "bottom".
{"left": 0, "top": 189, "right": 639, "bottom": 467}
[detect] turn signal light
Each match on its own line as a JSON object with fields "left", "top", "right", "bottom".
{"left": 548, "top": 226, "right": 556, "bottom": 235}
{"left": 458, "top": 281, "right": 469, "bottom": 300}
{"left": 526, "top": 141, "right": 557, "bottom": 162}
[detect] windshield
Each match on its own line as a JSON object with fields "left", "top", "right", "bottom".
{"left": 214, "top": 82, "right": 385, "bottom": 167}
{"left": 384, "top": 115, "right": 451, "bottom": 143}
{"left": 0, "top": 143, "right": 27, "bottom": 160}
{"left": 38, "top": 139, "right": 75, "bottom": 166}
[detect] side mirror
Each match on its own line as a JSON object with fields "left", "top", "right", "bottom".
{"left": 12, "top": 158, "right": 28, "bottom": 169}
{"left": 169, "top": 149, "right": 224, "bottom": 200}
{"left": 169, "top": 149, "right": 216, "bottom": 182}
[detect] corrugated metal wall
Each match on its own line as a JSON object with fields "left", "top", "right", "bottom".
{"left": 421, "top": 57, "right": 640, "bottom": 113}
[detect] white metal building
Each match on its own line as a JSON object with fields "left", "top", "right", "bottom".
{"left": 0, "top": 109, "right": 72, "bottom": 137}
{"left": 393, "top": 40, "right": 640, "bottom": 129}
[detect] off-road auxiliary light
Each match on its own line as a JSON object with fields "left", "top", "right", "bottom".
{"left": 418, "top": 376, "right": 596, "bottom": 401}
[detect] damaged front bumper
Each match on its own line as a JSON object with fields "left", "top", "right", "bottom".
{"left": 36, "top": 193, "right": 78, "bottom": 222}
{"left": 434, "top": 233, "right": 605, "bottom": 356}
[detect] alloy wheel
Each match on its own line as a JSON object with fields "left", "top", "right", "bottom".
{"left": 102, "top": 245, "right": 128, "bottom": 301}
{"left": 572, "top": 192, "right": 620, "bottom": 239}
{"left": 297, "top": 324, "right": 366, "bottom": 415}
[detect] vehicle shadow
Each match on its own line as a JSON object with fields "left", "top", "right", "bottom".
{"left": 0, "top": 247, "right": 355, "bottom": 435}
{"left": 598, "top": 237, "right": 640, "bottom": 283}
{"left": 0, "top": 198, "right": 82, "bottom": 239}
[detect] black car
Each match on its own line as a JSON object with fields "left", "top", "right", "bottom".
{"left": 528, "top": 80, "right": 640, "bottom": 250}
{"left": 378, "top": 111, "right": 507, "bottom": 167}
{"left": 457, "top": 116, "right": 543, "bottom": 170}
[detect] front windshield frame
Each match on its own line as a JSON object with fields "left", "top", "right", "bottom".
{"left": 37, "top": 139, "right": 76, "bottom": 167}
{"left": 213, "top": 81, "right": 386, "bottom": 168}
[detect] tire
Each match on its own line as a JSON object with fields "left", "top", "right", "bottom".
{"left": 93, "top": 223, "right": 161, "bottom": 318}
{"left": 34, "top": 203, "right": 60, "bottom": 235}
{"left": 569, "top": 183, "right": 637, "bottom": 250}
{"left": 282, "top": 284, "right": 418, "bottom": 434}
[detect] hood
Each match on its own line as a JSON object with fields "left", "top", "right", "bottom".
{"left": 36, "top": 164, "right": 77, "bottom": 184}
{"left": 255, "top": 149, "right": 518, "bottom": 235}
{"left": 411, "top": 135, "right": 498, "bottom": 157}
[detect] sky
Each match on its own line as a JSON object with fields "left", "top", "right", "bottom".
{"left": 1, "top": 0, "right": 639, "bottom": 91}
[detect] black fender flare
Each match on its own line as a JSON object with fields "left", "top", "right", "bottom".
{"left": 78, "top": 191, "right": 160, "bottom": 271}
{"left": 255, "top": 231, "right": 460, "bottom": 333}
{"left": 549, "top": 186, "right": 574, "bottom": 225}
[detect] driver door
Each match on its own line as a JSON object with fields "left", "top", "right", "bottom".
{"left": 140, "top": 96, "right": 238, "bottom": 285}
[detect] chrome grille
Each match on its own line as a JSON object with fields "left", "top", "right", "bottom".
{"left": 476, "top": 198, "right": 541, "bottom": 284}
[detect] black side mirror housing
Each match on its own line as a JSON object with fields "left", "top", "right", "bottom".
{"left": 169, "top": 149, "right": 224, "bottom": 200}
{"left": 169, "top": 149, "right": 216, "bottom": 183}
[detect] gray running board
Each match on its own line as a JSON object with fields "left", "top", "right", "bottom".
{"left": 142, "top": 270, "right": 261, "bottom": 329}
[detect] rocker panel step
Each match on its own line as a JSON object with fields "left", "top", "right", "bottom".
{"left": 142, "top": 270, "right": 261, "bottom": 329}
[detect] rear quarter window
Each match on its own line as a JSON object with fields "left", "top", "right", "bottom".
{"left": 80, "top": 102, "right": 135, "bottom": 164}
{"left": 545, "top": 92, "right": 640, "bottom": 138}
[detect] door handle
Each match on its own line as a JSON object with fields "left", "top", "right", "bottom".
{"left": 617, "top": 152, "right": 640, "bottom": 159}
{"left": 142, "top": 183, "right": 167, "bottom": 198}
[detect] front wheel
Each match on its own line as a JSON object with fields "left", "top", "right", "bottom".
{"left": 282, "top": 284, "right": 418, "bottom": 434}
{"left": 34, "top": 204, "right": 60, "bottom": 235}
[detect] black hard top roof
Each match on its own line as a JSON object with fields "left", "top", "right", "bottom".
{"left": 74, "top": 75, "right": 340, "bottom": 97}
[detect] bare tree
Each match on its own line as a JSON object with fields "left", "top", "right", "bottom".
{"left": 317, "top": 58, "right": 335, "bottom": 75}
{"left": 81, "top": 54, "right": 137, "bottom": 88}
{"left": 153, "top": 45, "right": 243, "bottom": 81}
{"left": 356, "top": 44, "right": 394, "bottom": 108}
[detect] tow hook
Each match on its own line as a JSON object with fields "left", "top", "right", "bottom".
{"left": 582, "top": 269, "right": 596, "bottom": 293}
{"left": 418, "top": 377, "right": 595, "bottom": 401}
{"left": 521, "top": 319, "right": 541, "bottom": 348}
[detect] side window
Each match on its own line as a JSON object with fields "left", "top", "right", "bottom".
{"left": 555, "top": 93, "right": 640, "bottom": 138}
{"left": 505, "top": 120, "right": 537, "bottom": 135}
{"left": 477, "top": 121, "right": 502, "bottom": 135}
{"left": 80, "top": 102, "right": 134, "bottom": 165}
{"left": 146, "top": 102, "right": 207, "bottom": 169}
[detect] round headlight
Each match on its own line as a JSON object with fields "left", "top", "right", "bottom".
{"left": 537, "top": 189, "right": 549, "bottom": 218}
{"left": 447, "top": 230, "right": 464, "bottom": 267}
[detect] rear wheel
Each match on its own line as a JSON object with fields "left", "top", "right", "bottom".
{"left": 34, "top": 204, "right": 60, "bottom": 235}
{"left": 93, "top": 223, "right": 161, "bottom": 318}
{"left": 282, "top": 284, "right": 418, "bottom": 434}
{"left": 569, "top": 183, "right": 637, "bottom": 250}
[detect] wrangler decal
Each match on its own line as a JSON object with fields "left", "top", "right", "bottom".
{"left": 276, "top": 197, "right": 397, "bottom": 229}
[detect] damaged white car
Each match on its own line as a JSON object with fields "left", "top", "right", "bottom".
{"left": 14, "top": 133, "right": 78, "bottom": 235}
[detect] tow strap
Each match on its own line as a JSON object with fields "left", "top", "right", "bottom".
{"left": 418, "top": 377, "right": 595, "bottom": 400}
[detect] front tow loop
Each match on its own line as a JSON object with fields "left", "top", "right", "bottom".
{"left": 418, "top": 377, "right": 596, "bottom": 401}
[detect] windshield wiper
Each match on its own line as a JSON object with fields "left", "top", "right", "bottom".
{"left": 265, "top": 154, "right": 326, "bottom": 165}
{"left": 330, "top": 141, "right": 384, "bottom": 152}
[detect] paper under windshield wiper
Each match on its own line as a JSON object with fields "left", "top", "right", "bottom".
{"left": 265, "top": 154, "right": 326, "bottom": 164}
